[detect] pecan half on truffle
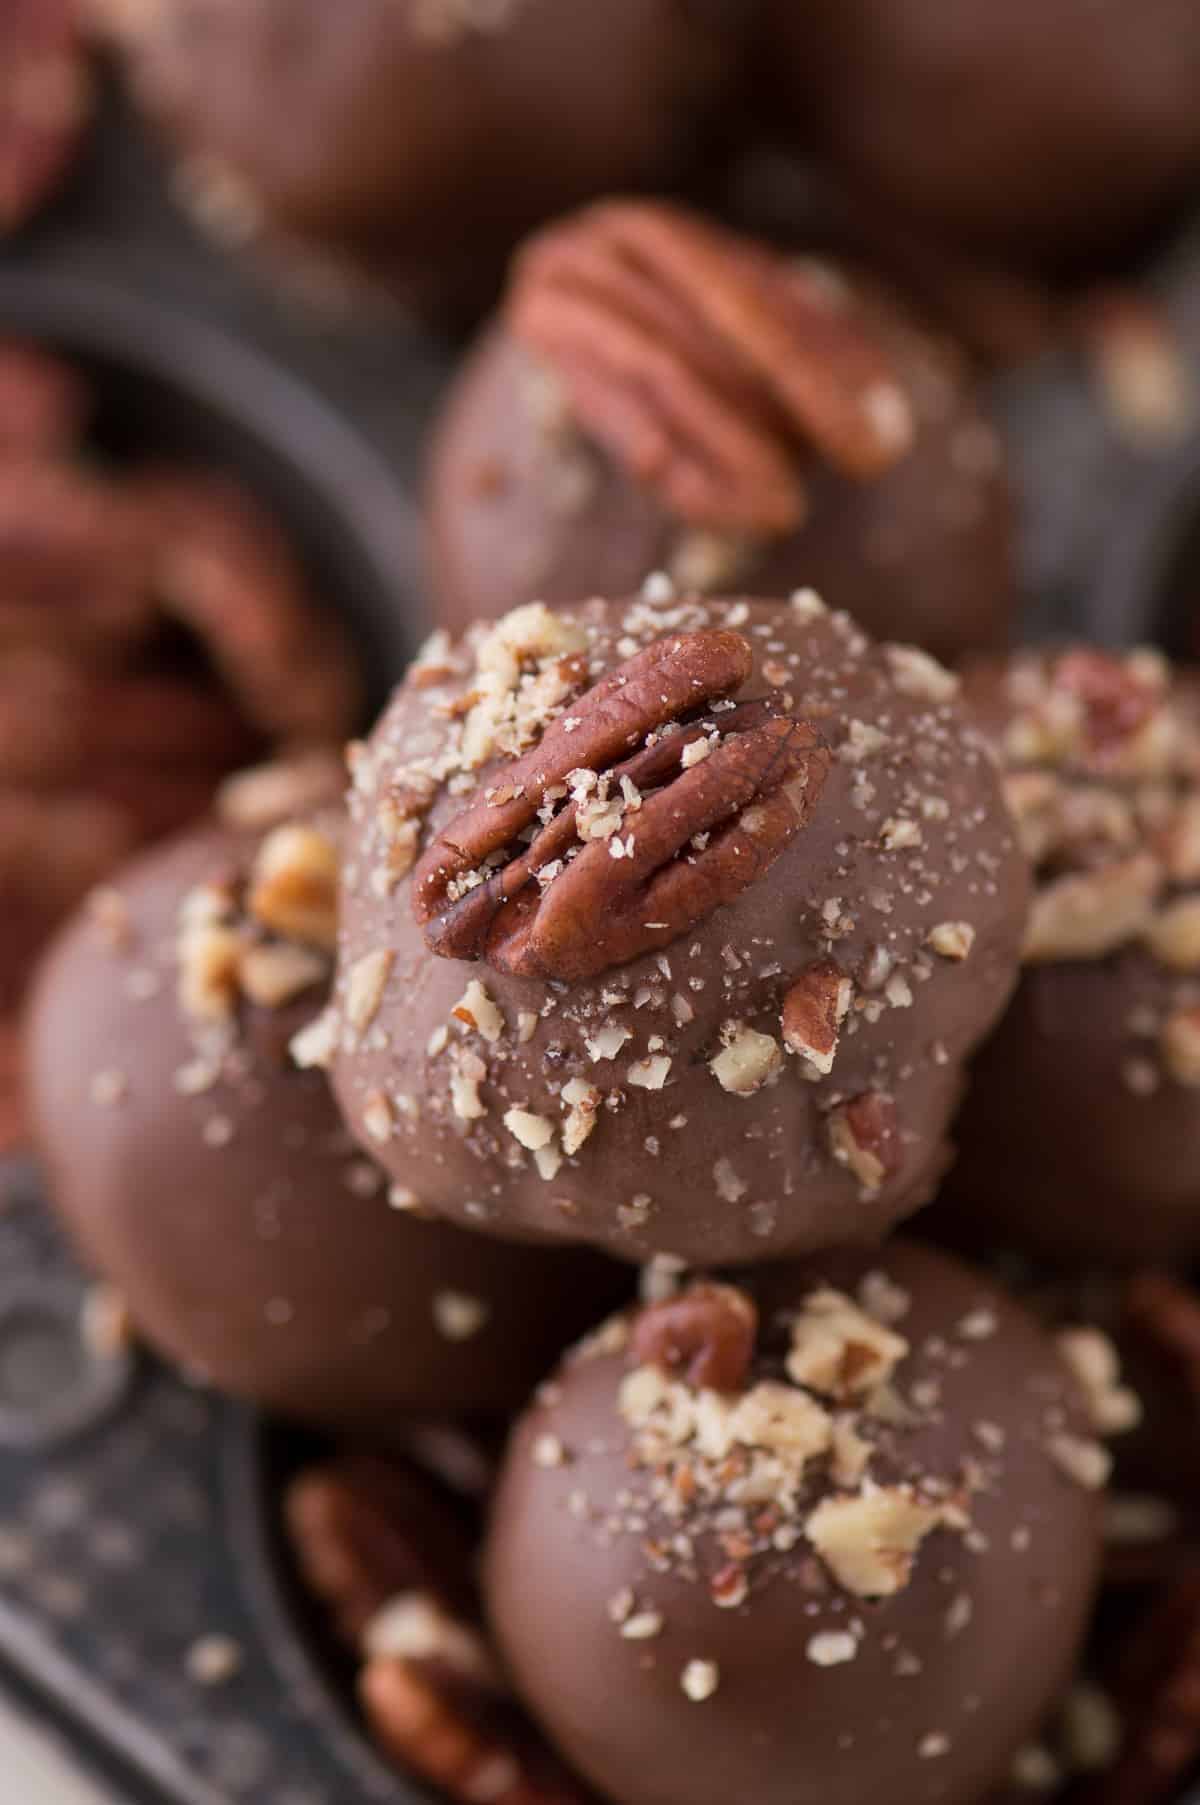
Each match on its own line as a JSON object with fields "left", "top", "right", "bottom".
{"left": 426, "top": 200, "right": 1015, "bottom": 662}
{"left": 331, "top": 593, "right": 1027, "bottom": 1266}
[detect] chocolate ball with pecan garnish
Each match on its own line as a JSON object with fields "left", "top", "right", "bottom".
{"left": 1, "top": 0, "right": 91, "bottom": 236}
{"left": 484, "top": 1240, "right": 1105, "bottom": 1805}
{"left": 425, "top": 201, "right": 1015, "bottom": 663}
{"left": 948, "top": 647, "right": 1200, "bottom": 1266}
{"left": 331, "top": 592, "right": 1028, "bottom": 1266}
{"left": 25, "top": 768, "right": 625, "bottom": 1430}
{"left": 97, "top": 0, "right": 739, "bottom": 316}
{"left": 760, "top": 0, "right": 1200, "bottom": 278}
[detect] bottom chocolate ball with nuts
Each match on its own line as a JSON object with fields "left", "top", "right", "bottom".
{"left": 949, "top": 647, "right": 1200, "bottom": 1265}
{"left": 25, "top": 772, "right": 625, "bottom": 1430}
{"left": 333, "top": 591, "right": 1028, "bottom": 1267}
{"left": 483, "top": 1240, "right": 1106, "bottom": 1805}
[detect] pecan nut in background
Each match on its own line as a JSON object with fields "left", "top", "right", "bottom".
{"left": 510, "top": 200, "right": 914, "bottom": 537}
{"left": 132, "top": 467, "right": 363, "bottom": 743}
{"left": 285, "top": 1456, "right": 596, "bottom": 1805}
{"left": 0, "top": 0, "right": 92, "bottom": 235}
{"left": 0, "top": 345, "right": 364, "bottom": 1147}
{"left": 0, "top": 457, "right": 158, "bottom": 662}
{"left": 427, "top": 199, "right": 1016, "bottom": 660}
{"left": 414, "top": 628, "right": 831, "bottom": 983}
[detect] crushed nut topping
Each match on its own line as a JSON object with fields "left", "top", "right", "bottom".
{"left": 710, "top": 1021, "right": 783, "bottom": 1095}
{"left": 805, "top": 1487, "right": 950, "bottom": 1597}
{"left": 785, "top": 1288, "right": 909, "bottom": 1401}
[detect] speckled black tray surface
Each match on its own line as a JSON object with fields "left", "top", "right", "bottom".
{"left": 3, "top": 78, "right": 1200, "bottom": 1805}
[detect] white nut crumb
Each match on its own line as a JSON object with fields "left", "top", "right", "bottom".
{"left": 452, "top": 979, "right": 505, "bottom": 1043}
{"left": 290, "top": 1008, "right": 337, "bottom": 1070}
{"left": 805, "top": 1487, "right": 948, "bottom": 1596}
{"left": 1047, "top": 1433, "right": 1113, "bottom": 1491}
{"left": 628, "top": 1055, "right": 672, "bottom": 1090}
{"left": 362, "top": 1091, "right": 395, "bottom": 1145}
{"left": 185, "top": 1634, "right": 242, "bottom": 1687}
{"left": 807, "top": 1630, "right": 858, "bottom": 1667}
{"left": 680, "top": 1659, "right": 719, "bottom": 1702}
{"left": 926, "top": 921, "right": 976, "bottom": 961}
{"left": 620, "top": 1611, "right": 664, "bottom": 1641}
{"left": 344, "top": 948, "right": 394, "bottom": 1034}
{"left": 433, "top": 1292, "right": 489, "bottom": 1342}
{"left": 504, "top": 1106, "right": 555, "bottom": 1151}
{"left": 710, "top": 1022, "right": 783, "bottom": 1095}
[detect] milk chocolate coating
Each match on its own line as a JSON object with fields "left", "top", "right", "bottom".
{"left": 484, "top": 1241, "right": 1104, "bottom": 1805}
{"left": 949, "top": 648, "right": 1200, "bottom": 1265}
{"left": 332, "top": 594, "right": 1028, "bottom": 1266}
{"left": 761, "top": 0, "right": 1200, "bottom": 274}
{"left": 26, "top": 820, "right": 626, "bottom": 1430}
{"left": 426, "top": 300, "right": 1014, "bottom": 664}
{"left": 110, "top": 0, "right": 737, "bottom": 313}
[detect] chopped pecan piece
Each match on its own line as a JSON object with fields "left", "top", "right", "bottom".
{"left": 1023, "top": 854, "right": 1161, "bottom": 963}
{"left": 827, "top": 1092, "right": 901, "bottom": 1193}
{"left": 1051, "top": 649, "right": 1163, "bottom": 756}
{"left": 633, "top": 1282, "right": 758, "bottom": 1393}
{"left": 414, "top": 630, "right": 830, "bottom": 982}
{"left": 782, "top": 959, "right": 852, "bottom": 1073}
{"left": 510, "top": 202, "right": 913, "bottom": 537}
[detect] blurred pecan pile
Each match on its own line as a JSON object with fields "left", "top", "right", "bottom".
{"left": 0, "top": 338, "right": 361, "bottom": 1145}
{"left": 286, "top": 1452, "right": 598, "bottom": 1805}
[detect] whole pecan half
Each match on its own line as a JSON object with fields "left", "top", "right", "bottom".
{"left": 413, "top": 629, "right": 830, "bottom": 983}
{"left": 634, "top": 1281, "right": 758, "bottom": 1392}
{"left": 508, "top": 201, "right": 914, "bottom": 536}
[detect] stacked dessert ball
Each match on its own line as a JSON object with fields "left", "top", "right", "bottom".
{"left": 26, "top": 576, "right": 1129, "bottom": 1803}
{"left": 947, "top": 646, "right": 1200, "bottom": 1266}
{"left": 426, "top": 202, "right": 1015, "bottom": 661}
{"left": 311, "top": 584, "right": 1107, "bottom": 1804}
{"left": 26, "top": 752, "right": 624, "bottom": 1431}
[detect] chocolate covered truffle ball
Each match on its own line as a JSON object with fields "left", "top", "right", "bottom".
{"left": 426, "top": 202, "right": 1015, "bottom": 662}
{"left": 762, "top": 0, "right": 1200, "bottom": 275}
{"left": 26, "top": 774, "right": 624, "bottom": 1429}
{"left": 101, "top": 0, "right": 738, "bottom": 314}
{"left": 331, "top": 592, "right": 1028, "bottom": 1266}
{"left": 484, "top": 1241, "right": 1106, "bottom": 1805}
{"left": 950, "top": 646, "right": 1200, "bottom": 1266}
